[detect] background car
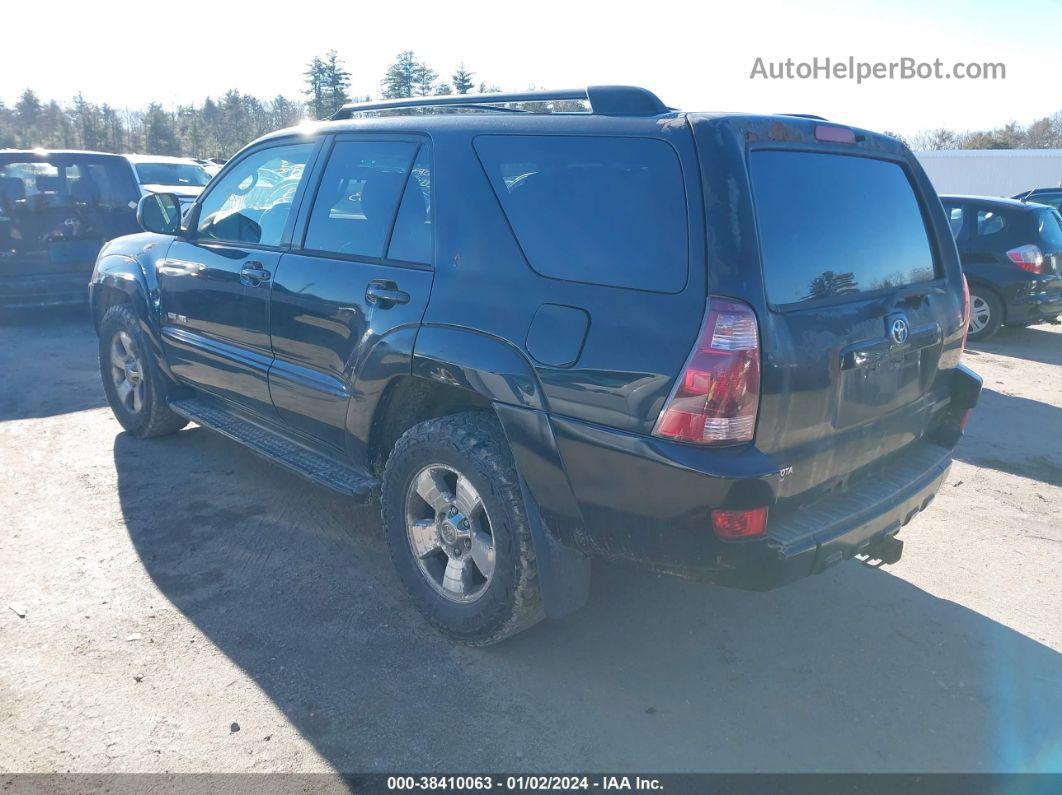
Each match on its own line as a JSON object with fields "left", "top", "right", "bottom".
{"left": 941, "top": 194, "right": 1062, "bottom": 340}
{"left": 1012, "top": 187, "right": 1062, "bottom": 212}
{"left": 0, "top": 149, "right": 140, "bottom": 307}
{"left": 121, "top": 154, "right": 213, "bottom": 212}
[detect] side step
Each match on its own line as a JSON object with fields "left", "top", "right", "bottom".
{"left": 169, "top": 397, "right": 379, "bottom": 501}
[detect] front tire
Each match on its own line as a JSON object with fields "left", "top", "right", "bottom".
{"left": 381, "top": 412, "right": 544, "bottom": 645}
{"left": 98, "top": 304, "right": 187, "bottom": 438}
{"left": 967, "top": 288, "right": 1003, "bottom": 342}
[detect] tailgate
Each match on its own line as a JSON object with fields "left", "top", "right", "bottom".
{"left": 745, "top": 145, "right": 966, "bottom": 505}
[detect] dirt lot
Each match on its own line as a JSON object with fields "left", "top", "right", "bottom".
{"left": 1, "top": 308, "right": 1060, "bottom": 774}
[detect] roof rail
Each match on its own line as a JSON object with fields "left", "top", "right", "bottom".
{"left": 330, "top": 85, "right": 670, "bottom": 120}
{"left": 777, "top": 113, "right": 828, "bottom": 121}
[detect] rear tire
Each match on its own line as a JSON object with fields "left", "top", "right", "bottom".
{"left": 967, "top": 288, "right": 1003, "bottom": 342}
{"left": 98, "top": 304, "right": 188, "bottom": 438}
{"left": 381, "top": 412, "right": 544, "bottom": 645}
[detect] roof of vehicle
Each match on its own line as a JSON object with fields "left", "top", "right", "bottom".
{"left": 254, "top": 86, "right": 900, "bottom": 161}
{"left": 939, "top": 194, "right": 1055, "bottom": 211}
{"left": 122, "top": 154, "right": 205, "bottom": 165}
{"left": 0, "top": 148, "right": 126, "bottom": 159}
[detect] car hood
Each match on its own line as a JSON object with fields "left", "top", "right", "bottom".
{"left": 142, "top": 185, "right": 204, "bottom": 201}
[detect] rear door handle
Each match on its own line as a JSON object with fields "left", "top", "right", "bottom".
{"left": 240, "top": 261, "right": 271, "bottom": 285}
{"left": 365, "top": 280, "right": 410, "bottom": 307}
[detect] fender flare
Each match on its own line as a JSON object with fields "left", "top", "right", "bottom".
{"left": 89, "top": 251, "right": 175, "bottom": 381}
{"left": 411, "top": 325, "right": 591, "bottom": 617}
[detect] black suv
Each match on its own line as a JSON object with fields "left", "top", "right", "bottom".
{"left": 940, "top": 194, "right": 1062, "bottom": 340}
{"left": 89, "top": 87, "right": 981, "bottom": 644}
{"left": 1, "top": 150, "right": 141, "bottom": 308}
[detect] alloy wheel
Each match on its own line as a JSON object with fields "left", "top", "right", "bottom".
{"left": 404, "top": 463, "right": 496, "bottom": 603}
{"left": 109, "top": 330, "right": 145, "bottom": 414}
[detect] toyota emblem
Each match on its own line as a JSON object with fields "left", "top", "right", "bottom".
{"left": 890, "top": 318, "right": 910, "bottom": 345}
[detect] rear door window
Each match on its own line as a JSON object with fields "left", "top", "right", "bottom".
{"left": 474, "top": 134, "right": 688, "bottom": 292}
{"left": 750, "top": 151, "right": 937, "bottom": 306}
{"left": 304, "top": 140, "right": 417, "bottom": 259}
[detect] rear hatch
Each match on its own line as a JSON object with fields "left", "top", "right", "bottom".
{"left": 0, "top": 153, "right": 140, "bottom": 277}
{"left": 692, "top": 116, "right": 966, "bottom": 508}
{"left": 1033, "top": 206, "right": 1062, "bottom": 285}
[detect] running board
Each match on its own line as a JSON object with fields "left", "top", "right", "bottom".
{"left": 168, "top": 397, "right": 378, "bottom": 501}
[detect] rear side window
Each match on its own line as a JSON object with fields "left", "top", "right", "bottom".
{"left": 474, "top": 135, "right": 688, "bottom": 292}
{"left": 750, "top": 151, "right": 937, "bottom": 306}
{"left": 976, "top": 209, "right": 1007, "bottom": 237}
{"left": 386, "top": 147, "right": 432, "bottom": 264}
{"left": 304, "top": 140, "right": 417, "bottom": 259}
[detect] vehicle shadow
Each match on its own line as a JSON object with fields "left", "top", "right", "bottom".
{"left": 114, "top": 429, "right": 1062, "bottom": 773}
{"left": 955, "top": 387, "right": 1062, "bottom": 488}
{"left": 0, "top": 305, "right": 106, "bottom": 421}
{"left": 968, "top": 324, "right": 1062, "bottom": 367}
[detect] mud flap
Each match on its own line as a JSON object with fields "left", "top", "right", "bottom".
{"left": 518, "top": 475, "right": 591, "bottom": 619}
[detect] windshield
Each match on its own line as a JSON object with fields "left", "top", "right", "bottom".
{"left": 134, "top": 162, "right": 211, "bottom": 188}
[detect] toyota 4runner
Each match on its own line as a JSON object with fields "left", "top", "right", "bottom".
{"left": 89, "top": 86, "right": 982, "bottom": 644}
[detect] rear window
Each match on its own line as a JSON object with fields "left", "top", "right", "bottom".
{"left": 1038, "top": 209, "right": 1062, "bottom": 250}
{"left": 0, "top": 157, "right": 136, "bottom": 209}
{"left": 750, "top": 151, "right": 937, "bottom": 306}
{"left": 474, "top": 135, "right": 688, "bottom": 292}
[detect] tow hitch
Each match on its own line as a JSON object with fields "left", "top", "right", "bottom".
{"left": 859, "top": 534, "right": 904, "bottom": 567}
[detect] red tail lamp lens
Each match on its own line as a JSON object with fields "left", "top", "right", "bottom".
{"left": 653, "top": 298, "right": 760, "bottom": 445}
{"left": 712, "top": 507, "right": 769, "bottom": 539}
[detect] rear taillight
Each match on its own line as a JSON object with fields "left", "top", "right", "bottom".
{"left": 712, "top": 508, "right": 769, "bottom": 539}
{"left": 653, "top": 297, "right": 760, "bottom": 445}
{"left": 961, "top": 274, "right": 971, "bottom": 353}
{"left": 1006, "top": 244, "right": 1044, "bottom": 274}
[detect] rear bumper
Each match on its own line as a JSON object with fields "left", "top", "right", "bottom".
{"left": 543, "top": 365, "right": 982, "bottom": 590}
{"left": 1002, "top": 281, "right": 1062, "bottom": 324}
{"left": 0, "top": 272, "right": 90, "bottom": 308}
{"left": 713, "top": 443, "right": 951, "bottom": 590}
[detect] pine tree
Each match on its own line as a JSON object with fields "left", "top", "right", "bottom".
{"left": 321, "top": 50, "right": 351, "bottom": 116}
{"left": 381, "top": 51, "right": 420, "bottom": 99}
{"left": 303, "top": 56, "right": 327, "bottom": 119}
{"left": 381, "top": 51, "right": 439, "bottom": 99}
{"left": 452, "top": 64, "right": 475, "bottom": 95}
{"left": 15, "top": 89, "right": 42, "bottom": 147}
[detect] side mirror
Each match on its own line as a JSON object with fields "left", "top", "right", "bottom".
{"left": 136, "top": 193, "right": 183, "bottom": 235}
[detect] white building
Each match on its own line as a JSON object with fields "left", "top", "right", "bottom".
{"left": 914, "top": 149, "right": 1062, "bottom": 197}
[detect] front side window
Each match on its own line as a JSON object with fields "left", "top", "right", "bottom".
{"left": 750, "top": 151, "right": 937, "bottom": 306}
{"left": 197, "top": 143, "right": 313, "bottom": 247}
{"left": 947, "top": 206, "right": 965, "bottom": 239}
{"left": 474, "top": 134, "right": 689, "bottom": 292}
{"left": 304, "top": 140, "right": 417, "bottom": 258}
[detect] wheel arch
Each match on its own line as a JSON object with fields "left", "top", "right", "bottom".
{"left": 965, "top": 279, "right": 1007, "bottom": 324}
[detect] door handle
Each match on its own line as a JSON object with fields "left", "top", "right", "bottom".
{"left": 365, "top": 280, "right": 410, "bottom": 307}
{"left": 240, "top": 261, "right": 271, "bottom": 285}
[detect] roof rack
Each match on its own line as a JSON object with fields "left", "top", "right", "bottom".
{"left": 330, "top": 85, "right": 670, "bottom": 120}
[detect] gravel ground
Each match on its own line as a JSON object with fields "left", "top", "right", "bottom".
{"left": 1, "top": 307, "right": 1060, "bottom": 774}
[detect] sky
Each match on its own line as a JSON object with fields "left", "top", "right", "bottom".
{"left": 2, "top": 0, "right": 1060, "bottom": 139}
